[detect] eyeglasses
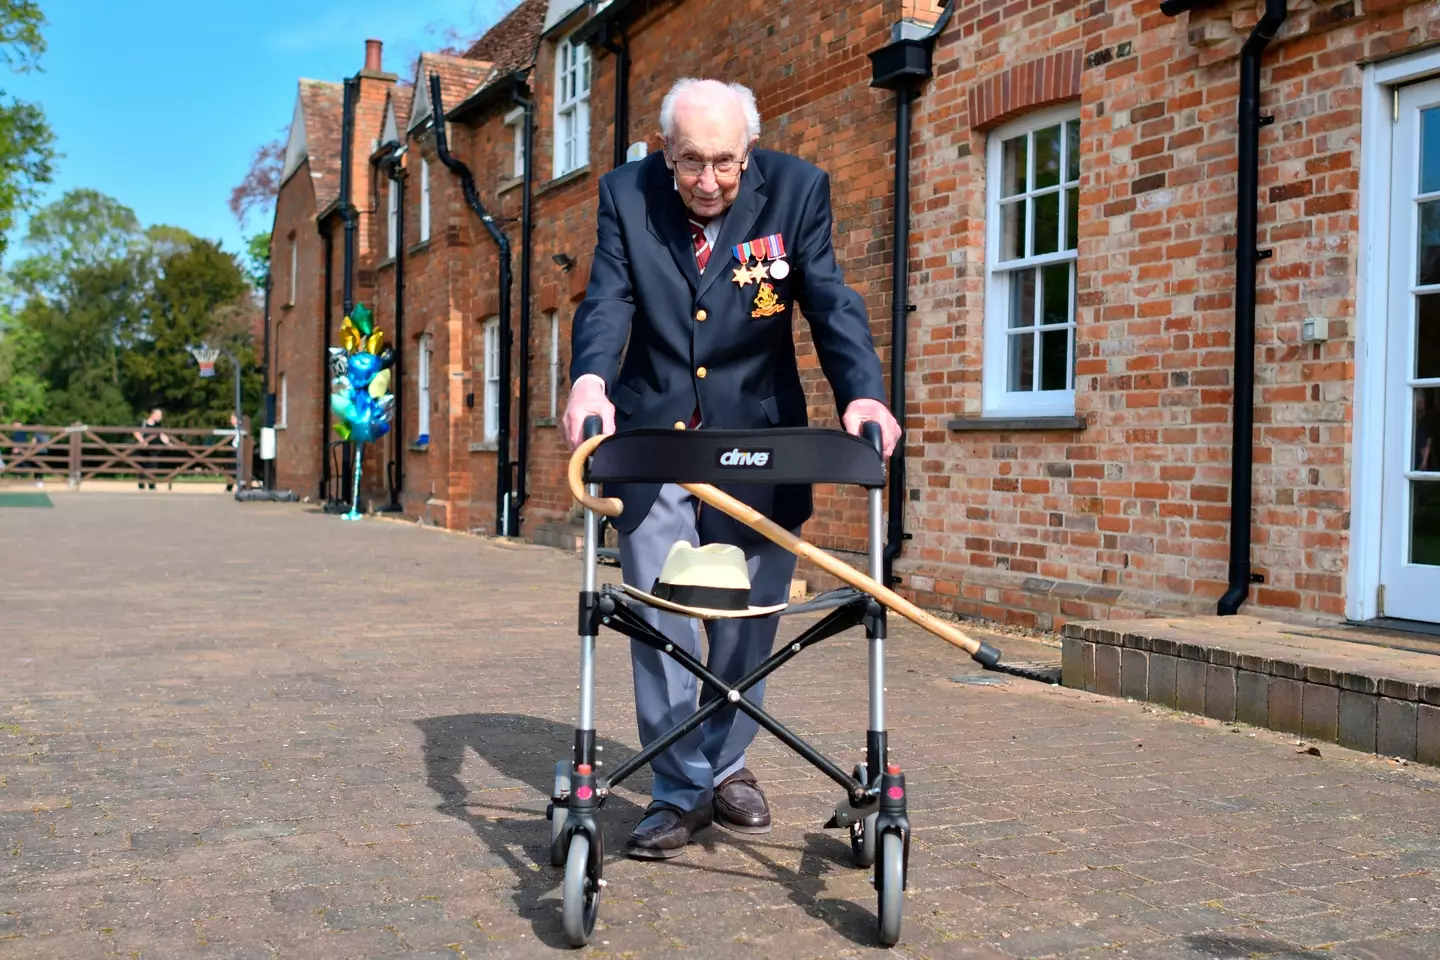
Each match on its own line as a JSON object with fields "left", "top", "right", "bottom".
{"left": 667, "top": 149, "right": 747, "bottom": 178}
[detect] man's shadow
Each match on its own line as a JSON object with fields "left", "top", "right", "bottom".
{"left": 414, "top": 713, "right": 647, "bottom": 946}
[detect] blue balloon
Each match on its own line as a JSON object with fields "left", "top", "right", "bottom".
{"left": 347, "top": 352, "right": 381, "bottom": 389}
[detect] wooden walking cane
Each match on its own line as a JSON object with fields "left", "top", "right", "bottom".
{"left": 567, "top": 432, "right": 1004, "bottom": 667}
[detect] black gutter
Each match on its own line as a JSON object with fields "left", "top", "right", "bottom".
{"left": 429, "top": 71, "right": 518, "bottom": 536}
{"left": 511, "top": 80, "right": 535, "bottom": 522}
{"left": 380, "top": 145, "right": 407, "bottom": 512}
{"left": 867, "top": 3, "right": 953, "bottom": 588}
{"left": 338, "top": 76, "right": 359, "bottom": 511}
{"left": 320, "top": 224, "right": 336, "bottom": 502}
{"left": 1155, "top": 0, "right": 1286, "bottom": 614}
{"left": 599, "top": 21, "right": 629, "bottom": 168}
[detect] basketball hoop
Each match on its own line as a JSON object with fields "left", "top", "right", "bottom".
{"left": 189, "top": 345, "right": 220, "bottom": 379}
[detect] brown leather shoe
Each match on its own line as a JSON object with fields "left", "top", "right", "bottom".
{"left": 713, "top": 768, "right": 771, "bottom": 834}
{"left": 625, "top": 801, "right": 713, "bottom": 860}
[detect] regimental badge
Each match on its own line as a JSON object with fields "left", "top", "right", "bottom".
{"left": 751, "top": 281, "right": 785, "bottom": 318}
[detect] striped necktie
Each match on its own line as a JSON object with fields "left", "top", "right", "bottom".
{"left": 689, "top": 216, "right": 712, "bottom": 273}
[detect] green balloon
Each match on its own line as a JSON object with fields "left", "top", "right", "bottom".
{"left": 351, "top": 303, "right": 374, "bottom": 336}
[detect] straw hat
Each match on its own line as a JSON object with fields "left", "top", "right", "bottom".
{"left": 621, "top": 542, "right": 788, "bottom": 619}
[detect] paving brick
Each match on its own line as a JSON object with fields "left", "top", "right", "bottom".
{"left": 1149, "top": 653, "right": 1179, "bottom": 710}
{"left": 1176, "top": 657, "right": 1206, "bottom": 715}
{"left": 1236, "top": 670, "right": 1269, "bottom": 729}
{"left": 1302, "top": 683, "right": 1340, "bottom": 743}
{"left": 1338, "top": 690, "right": 1378, "bottom": 754}
{"left": 1269, "top": 678, "right": 1304, "bottom": 736}
{"left": 3, "top": 497, "right": 1440, "bottom": 960}
{"left": 1203, "top": 664, "right": 1236, "bottom": 723}
{"left": 1378, "top": 697, "right": 1419, "bottom": 761}
{"left": 1122, "top": 648, "right": 1149, "bottom": 700}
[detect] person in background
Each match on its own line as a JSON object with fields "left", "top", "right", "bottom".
{"left": 133, "top": 408, "right": 172, "bottom": 491}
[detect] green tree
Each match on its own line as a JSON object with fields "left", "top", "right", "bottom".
{"left": 11, "top": 187, "right": 141, "bottom": 299}
{"left": 0, "top": 1, "right": 53, "bottom": 260}
{"left": 0, "top": 313, "right": 46, "bottom": 421}
{"left": 121, "top": 239, "right": 261, "bottom": 427}
{"left": 243, "top": 231, "right": 269, "bottom": 292}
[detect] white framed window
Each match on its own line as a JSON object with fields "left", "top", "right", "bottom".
{"left": 288, "top": 239, "right": 297, "bottom": 304}
{"left": 483, "top": 318, "right": 500, "bottom": 442}
{"left": 417, "top": 334, "right": 432, "bottom": 443}
{"left": 553, "top": 35, "right": 591, "bottom": 177}
{"left": 983, "top": 104, "right": 1081, "bottom": 417}
{"left": 278, "top": 372, "right": 288, "bottom": 429}
{"left": 505, "top": 106, "right": 526, "bottom": 179}
{"left": 419, "top": 158, "right": 431, "bottom": 243}
{"left": 386, "top": 179, "right": 398, "bottom": 259}
{"left": 547, "top": 311, "right": 560, "bottom": 418}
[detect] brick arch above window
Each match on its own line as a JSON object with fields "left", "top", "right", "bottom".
{"left": 968, "top": 50, "right": 1083, "bottom": 130}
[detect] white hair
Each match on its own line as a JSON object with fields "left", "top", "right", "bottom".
{"left": 659, "top": 78, "right": 761, "bottom": 143}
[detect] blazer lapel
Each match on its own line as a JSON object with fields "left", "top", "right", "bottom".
{"left": 645, "top": 161, "right": 701, "bottom": 293}
{"left": 696, "top": 160, "right": 768, "bottom": 302}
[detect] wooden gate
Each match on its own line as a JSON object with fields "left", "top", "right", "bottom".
{"left": 0, "top": 423, "right": 251, "bottom": 489}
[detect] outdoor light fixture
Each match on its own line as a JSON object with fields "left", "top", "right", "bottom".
{"left": 552, "top": 252, "right": 576, "bottom": 272}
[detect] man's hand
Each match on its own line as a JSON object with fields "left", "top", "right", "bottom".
{"left": 563, "top": 374, "right": 615, "bottom": 450}
{"left": 842, "top": 398, "right": 902, "bottom": 458}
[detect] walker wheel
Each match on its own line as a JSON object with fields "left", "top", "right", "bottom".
{"left": 850, "top": 763, "right": 876, "bottom": 868}
{"left": 876, "top": 831, "right": 904, "bottom": 947}
{"left": 549, "top": 761, "right": 570, "bottom": 867}
{"left": 561, "top": 833, "right": 601, "bottom": 947}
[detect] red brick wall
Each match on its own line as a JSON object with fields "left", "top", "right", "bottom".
{"left": 270, "top": 162, "right": 326, "bottom": 500}
{"left": 271, "top": 0, "right": 1440, "bottom": 630}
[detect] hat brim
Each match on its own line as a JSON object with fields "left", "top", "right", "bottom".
{"left": 619, "top": 583, "right": 787, "bottom": 620}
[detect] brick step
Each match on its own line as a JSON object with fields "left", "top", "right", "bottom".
{"left": 1063, "top": 616, "right": 1440, "bottom": 766}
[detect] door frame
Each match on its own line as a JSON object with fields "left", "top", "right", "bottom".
{"left": 1350, "top": 48, "right": 1440, "bottom": 621}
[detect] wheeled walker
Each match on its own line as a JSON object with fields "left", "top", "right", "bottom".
{"left": 548, "top": 417, "right": 966, "bottom": 949}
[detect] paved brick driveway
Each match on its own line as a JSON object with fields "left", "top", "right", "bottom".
{"left": 2, "top": 494, "right": 1439, "bottom": 959}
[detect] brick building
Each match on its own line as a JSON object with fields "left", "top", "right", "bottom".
{"left": 265, "top": 0, "right": 1440, "bottom": 632}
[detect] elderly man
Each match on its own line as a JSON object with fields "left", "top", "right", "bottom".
{"left": 564, "top": 78, "right": 901, "bottom": 860}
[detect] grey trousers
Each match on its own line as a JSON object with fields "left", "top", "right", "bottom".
{"left": 618, "top": 482, "right": 798, "bottom": 812}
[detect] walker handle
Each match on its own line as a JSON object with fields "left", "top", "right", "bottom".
{"left": 570, "top": 418, "right": 624, "bottom": 518}
{"left": 860, "top": 420, "right": 883, "bottom": 457}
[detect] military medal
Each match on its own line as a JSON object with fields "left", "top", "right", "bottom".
{"left": 764, "top": 233, "right": 789, "bottom": 278}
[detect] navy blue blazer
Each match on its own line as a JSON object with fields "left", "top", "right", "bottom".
{"left": 570, "top": 148, "right": 886, "bottom": 535}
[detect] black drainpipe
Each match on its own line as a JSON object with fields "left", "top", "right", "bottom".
{"left": 320, "top": 224, "right": 335, "bottom": 502}
{"left": 512, "top": 78, "right": 536, "bottom": 527}
{"left": 600, "top": 23, "right": 630, "bottom": 168}
{"left": 429, "top": 72, "right": 517, "bottom": 536}
{"left": 381, "top": 145, "right": 407, "bottom": 512}
{"left": 1163, "top": 0, "right": 1287, "bottom": 615}
{"left": 338, "top": 76, "right": 359, "bottom": 511}
{"left": 868, "top": 3, "right": 952, "bottom": 588}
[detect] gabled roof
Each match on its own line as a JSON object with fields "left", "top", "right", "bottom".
{"left": 280, "top": 78, "right": 344, "bottom": 209}
{"left": 465, "top": 0, "right": 547, "bottom": 77}
{"left": 378, "top": 83, "right": 414, "bottom": 150}
{"left": 409, "top": 53, "right": 492, "bottom": 132}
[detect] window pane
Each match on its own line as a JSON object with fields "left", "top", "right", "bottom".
{"left": 1424, "top": 107, "right": 1440, "bottom": 195}
{"left": 1040, "top": 328, "right": 1070, "bottom": 391}
{"left": 1000, "top": 199, "right": 1026, "bottom": 261}
{"left": 1041, "top": 262, "right": 1070, "bottom": 325}
{"left": 1035, "top": 124, "right": 1061, "bottom": 189}
{"left": 1008, "top": 332, "right": 1035, "bottom": 392}
{"left": 1066, "top": 118, "right": 1080, "bottom": 183}
{"left": 1008, "top": 267, "right": 1036, "bottom": 329}
{"left": 1416, "top": 386, "right": 1440, "bottom": 471}
{"left": 1001, "top": 135, "right": 1027, "bottom": 197}
{"left": 1033, "top": 191, "right": 1060, "bottom": 256}
{"left": 1418, "top": 293, "right": 1440, "bottom": 380}
{"left": 1065, "top": 187, "right": 1078, "bottom": 251}
{"left": 1411, "top": 481, "right": 1440, "bottom": 564}
{"left": 1422, "top": 199, "right": 1440, "bottom": 286}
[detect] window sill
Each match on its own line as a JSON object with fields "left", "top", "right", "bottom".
{"left": 538, "top": 165, "right": 590, "bottom": 196}
{"left": 282, "top": 301, "right": 295, "bottom": 310}
{"left": 535, "top": 417, "right": 558, "bottom": 428}
{"left": 498, "top": 175, "right": 525, "bottom": 194}
{"left": 376, "top": 256, "right": 396, "bottom": 270}
{"left": 469, "top": 441, "right": 499, "bottom": 453}
{"left": 408, "top": 442, "right": 429, "bottom": 452}
{"left": 947, "top": 415, "right": 1087, "bottom": 432}
{"left": 408, "top": 240, "right": 431, "bottom": 256}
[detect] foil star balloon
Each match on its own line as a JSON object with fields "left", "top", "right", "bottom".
{"left": 330, "top": 302, "right": 396, "bottom": 520}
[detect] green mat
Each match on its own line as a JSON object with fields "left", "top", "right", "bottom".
{"left": 0, "top": 492, "right": 52, "bottom": 507}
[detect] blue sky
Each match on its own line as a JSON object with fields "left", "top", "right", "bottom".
{"left": 4, "top": 0, "right": 520, "bottom": 262}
